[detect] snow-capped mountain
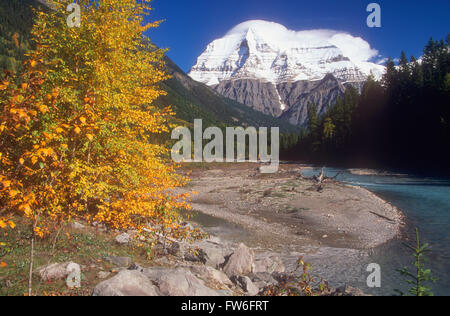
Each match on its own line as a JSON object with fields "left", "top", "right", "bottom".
{"left": 189, "top": 20, "right": 385, "bottom": 86}
{"left": 188, "top": 20, "right": 386, "bottom": 126}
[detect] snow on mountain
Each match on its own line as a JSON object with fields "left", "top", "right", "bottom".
{"left": 189, "top": 20, "right": 385, "bottom": 86}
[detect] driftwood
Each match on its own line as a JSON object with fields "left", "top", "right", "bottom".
{"left": 309, "top": 168, "right": 342, "bottom": 192}
{"left": 369, "top": 211, "right": 396, "bottom": 223}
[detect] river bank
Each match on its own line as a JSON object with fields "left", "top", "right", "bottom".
{"left": 178, "top": 163, "right": 405, "bottom": 292}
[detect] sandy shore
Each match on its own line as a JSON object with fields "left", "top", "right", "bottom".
{"left": 180, "top": 163, "right": 404, "bottom": 253}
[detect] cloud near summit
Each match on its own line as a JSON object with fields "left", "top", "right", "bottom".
{"left": 224, "top": 20, "right": 380, "bottom": 64}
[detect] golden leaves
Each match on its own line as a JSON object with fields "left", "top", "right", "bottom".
{"left": 1, "top": 180, "right": 11, "bottom": 189}
{"left": 0, "top": 82, "right": 8, "bottom": 91}
{"left": 0, "top": 217, "right": 15, "bottom": 230}
{"left": 13, "top": 95, "right": 24, "bottom": 104}
{"left": 39, "top": 104, "right": 48, "bottom": 114}
{"left": 0, "top": 0, "right": 191, "bottom": 243}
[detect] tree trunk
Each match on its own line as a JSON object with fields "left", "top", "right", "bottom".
{"left": 28, "top": 232, "right": 35, "bottom": 296}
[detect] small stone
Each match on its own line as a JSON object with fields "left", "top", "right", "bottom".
{"left": 36, "top": 262, "right": 80, "bottom": 282}
{"left": 231, "top": 275, "right": 260, "bottom": 296}
{"left": 103, "top": 256, "right": 132, "bottom": 267}
{"left": 128, "top": 263, "right": 145, "bottom": 273}
{"left": 70, "top": 221, "right": 85, "bottom": 230}
{"left": 115, "top": 233, "right": 130, "bottom": 245}
{"left": 97, "top": 271, "right": 111, "bottom": 279}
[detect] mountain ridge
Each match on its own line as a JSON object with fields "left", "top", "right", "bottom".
{"left": 189, "top": 20, "right": 386, "bottom": 126}
{"left": 189, "top": 20, "right": 385, "bottom": 85}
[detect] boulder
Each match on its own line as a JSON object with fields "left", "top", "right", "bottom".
{"left": 92, "top": 270, "right": 160, "bottom": 296}
{"left": 142, "top": 267, "right": 220, "bottom": 296}
{"left": 223, "top": 243, "right": 254, "bottom": 277}
{"left": 188, "top": 265, "right": 233, "bottom": 288}
{"left": 115, "top": 233, "right": 130, "bottom": 245}
{"left": 231, "top": 275, "right": 260, "bottom": 296}
{"left": 36, "top": 262, "right": 80, "bottom": 282}
{"left": 189, "top": 240, "right": 233, "bottom": 269}
{"left": 252, "top": 256, "right": 285, "bottom": 274}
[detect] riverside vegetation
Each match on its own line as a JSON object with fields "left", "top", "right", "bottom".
{"left": 1, "top": 0, "right": 191, "bottom": 295}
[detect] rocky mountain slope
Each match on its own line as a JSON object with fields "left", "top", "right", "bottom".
{"left": 189, "top": 20, "right": 386, "bottom": 126}
{"left": 156, "top": 57, "right": 299, "bottom": 132}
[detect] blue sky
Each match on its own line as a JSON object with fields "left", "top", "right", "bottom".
{"left": 146, "top": 0, "right": 450, "bottom": 72}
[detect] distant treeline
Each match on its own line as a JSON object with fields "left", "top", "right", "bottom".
{"left": 0, "top": 0, "right": 46, "bottom": 72}
{"left": 285, "top": 35, "right": 450, "bottom": 174}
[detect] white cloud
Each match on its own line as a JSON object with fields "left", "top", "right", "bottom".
{"left": 225, "top": 20, "right": 381, "bottom": 63}
{"left": 328, "top": 33, "right": 379, "bottom": 63}
{"left": 375, "top": 57, "right": 389, "bottom": 65}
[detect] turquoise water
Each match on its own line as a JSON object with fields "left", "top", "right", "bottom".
{"left": 302, "top": 167, "right": 450, "bottom": 296}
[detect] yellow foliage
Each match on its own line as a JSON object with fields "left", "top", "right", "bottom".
{"left": 0, "top": 0, "right": 190, "bottom": 240}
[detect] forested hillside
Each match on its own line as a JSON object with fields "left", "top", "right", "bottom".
{"left": 0, "top": 0, "right": 47, "bottom": 71}
{"left": 157, "top": 57, "right": 299, "bottom": 134}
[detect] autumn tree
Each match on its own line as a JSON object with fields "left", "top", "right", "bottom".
{"left": 0, "top": 0, "right": 190, "bottom": 294}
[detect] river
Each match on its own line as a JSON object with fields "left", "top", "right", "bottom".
{"left": 301, "top": 167, "right": 450, "bottom": 296}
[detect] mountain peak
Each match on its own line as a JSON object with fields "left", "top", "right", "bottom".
{"left": 225, "top": 20, "right": 289, "bottom": 37}
{"left": 189, "top": 20, "right": 385, "bottom": 86}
